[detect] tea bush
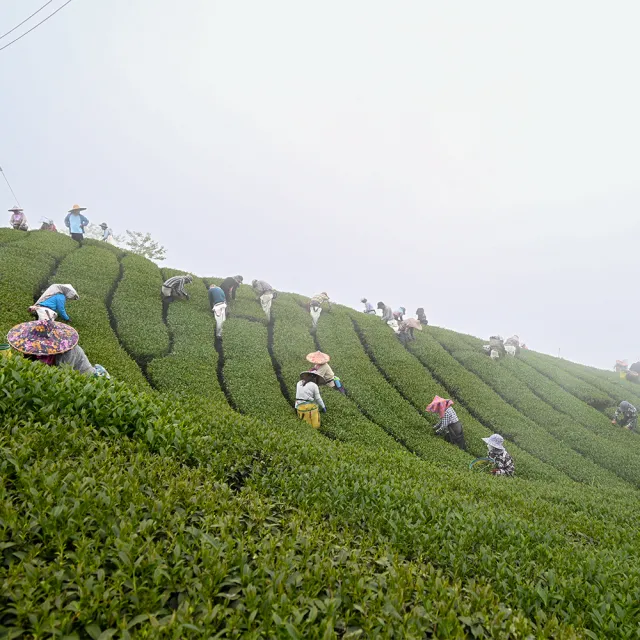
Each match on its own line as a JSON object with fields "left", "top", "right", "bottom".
{"left": 519, "top": 350, "right": 614, "bottom": 410}
{"left": 272, "top": 293, "right": 404, "bottom": 449}
{"left": 314, "top": 304, "right": 472, "bottom": 467}
{"left": 111, "top": 253, "right": 169, "bottom": 360}
{"left": 408, "top": 331, "right": 630, "bottom": 486}
{"left": 352, "top": 311, "right": 567, "bottom": 482}
{"left": 52, "top": 245, "right": 149, "bottom": 388}
{"left": 0, "top": 231, "right": 77, "bottom": 336}
{"left": 147, "top": 269, "right": 226, "bottom": 404}
{"left": 454, "top": 349, "right": 640, "bottom": 488}
{"left": 3, "top": 357, "right": 640, "bottom": 637}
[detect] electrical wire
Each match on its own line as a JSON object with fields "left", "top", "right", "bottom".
{"left": 0, "top": 0, "right": 55, "bottom": 41}
{"left": 0, "top": 0, "right": 76, "bottom": 53}
{"left": 0, "top": 167, "right": 21, "bottom": 207}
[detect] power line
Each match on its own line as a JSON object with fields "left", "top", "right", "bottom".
{"left": 0, "top": 0, "right": 76, "bottom": 53}
{"left": 0, "top": 0, "right": 55, "bottom": 41}
{"left": 0, "top": 167, "right": 21, "bottom": 207}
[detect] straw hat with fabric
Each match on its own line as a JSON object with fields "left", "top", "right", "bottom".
{"left": 8, "top": 205, "right": 23, "bottom": 212}
{"left": 68, "top": 204, "right": 87, "bottom": 213}
{"left": 482, "top": 434, "right": 505, "bottom": 450}
{"left": 306, "top": 351, "right": 330, "bottom": 365}
{"left": 425, "top": 395, "right": 454, "bottom": 418}
{"left": 300, "top": 370, "right": 323, "bottom": 383}
{"left": 403, "top": 318, "right": 422, "bottom": 330}
{"left": 8, "top": 319, "right": 78, "bottom": 356}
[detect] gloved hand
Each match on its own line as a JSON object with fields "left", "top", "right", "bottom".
{"left": 322, "top": 407, "right": 327, "bottom": 413}
{"left": 611, "top": 420, "right": 617, "bottom": 425}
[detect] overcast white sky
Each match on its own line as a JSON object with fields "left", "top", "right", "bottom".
{"left": 1, "top": 1, "right": 638, "bottom": 368}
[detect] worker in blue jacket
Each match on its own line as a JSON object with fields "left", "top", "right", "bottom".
{"left": 64, "top": 204, "right": 89, "bottom": 243}
{"left": 29, "top": 284, "right": 79, "bottom": 321}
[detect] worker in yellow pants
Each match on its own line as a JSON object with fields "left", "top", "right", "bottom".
{"left": 295, "top": 371, "right": 326, "bottom": 428}
{"left": 296, "top": 402, "right": 321, "bottom": 428}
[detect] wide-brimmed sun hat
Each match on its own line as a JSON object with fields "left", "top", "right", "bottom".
{"left": 482, "top": 434, "right": 505, "bottom": 450}
{"left": 8, "top": 205, "right": 23, "bottom": 212}
{"left": 306, "top": 351, "right": 330, "bottom": 365}
{"left": 99, "top": 222, "right": 108, "bottom": 228}
{"left": 68, "top": 204, "right": 87, "bottom": 213}
{"left": 300, "top": 370, "right": 322, "bottom": 382}
{"left": 8, "top": 319, "right": 78, "bottom": 356}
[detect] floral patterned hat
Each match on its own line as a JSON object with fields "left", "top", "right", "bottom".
{"left": 7, "top": 319, "right": 78, "bottom": 356}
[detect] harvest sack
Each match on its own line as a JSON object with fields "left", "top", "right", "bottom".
{"left": 387, "top": 320, "right": 400, "bottom": 334}
{"left": 297, "top": 402, "right": 320, "bottom": 428}
{"left": 34, "top": 307, "right": 57, "bottom": 321}
{"left": 310, "top": 306, "right": 322, "bottom": 327}
{"left": 505, "top": 345, "right": 517, "bottom": 357}
{"left": 213, "top": 302, "right": 227, "bottom": 337}
{"left": 260, "top": 292, "right": 274, "bottom": 319}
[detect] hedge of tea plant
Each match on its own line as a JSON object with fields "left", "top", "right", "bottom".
{"left": 517, "top": 350, "right": 615, "bottom": 410}
{"left": 0, "top": 231, "right": 77, "bottom": 337}
{"left": 352, "top": 311, "right": 572, "bottom": 483}
{"left": 499, "top": 355, "right": 640, "bottom": 443}
{"left": 542, "top": 351, "right": 640, "bottom": 410}
{"left": 232, "top": 283, "right": 269, "bottom": 321}
{"left": 147, "top": 269, "right": 226, "bottom": 404}
{"left": 408, "top": 331, "right": 628, "bottom": 486}
{"left": 0, "top": 227, "right": 27, "bottom": 243}
{"left": 313, "top": 304, "right": 475, "bottom": 468}
{"left": 1, "top": 363, "right": 547, "bottom": 638}
{"left": 111, "top": 253, "right": 169, "bottom": 360}
{"left": 271, "top": 293, "right": 405, "bottom": 450}
{"left": 222, "top": 317, "right": 302, "bottom": 421}
{"left": 453, "top": 349, "right": 640, "bottom": 489}
{"left": 4, "top": 357, "right": 640, "bottom": 636}
{"left": 52, "top": 245, "right": 149, "bottom": 388}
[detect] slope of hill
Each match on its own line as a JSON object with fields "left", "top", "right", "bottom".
{"left": 1, "top": 229, "right": 640, "bottom": 638}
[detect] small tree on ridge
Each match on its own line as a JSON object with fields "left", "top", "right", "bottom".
{"left": 123, "top": 230, "right": 167, "bottom": 261}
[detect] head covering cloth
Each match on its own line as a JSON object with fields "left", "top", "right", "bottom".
{"left": 36, "top": 284, "right": 79, "bottom": 306}
{"left": 425, "top": 395, "right": 454, "bottom": 418}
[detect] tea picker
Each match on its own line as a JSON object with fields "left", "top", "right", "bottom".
{"left": 7, "top": 319, "right": 110, "bottom": 378}
{"left": 483, "top": 335, "right": 506, "bottom": 360}
{"left": 416, "top": 308, "right": 428, "bottom": 325}
{"left": 295, "top": 370, "right": 326, "bottom": 428}
{"left": 306, "top": 350, "right": 346, "bottom": 393}
{"left": 393, "top": 307, "right": 406, "bottom": 322}
{"left": 99, "top": 222, "right": 114, "bottom": 243}
{"left": 308, "top": 292, "right": 330, "bottom": 329}
{"left": 39, "top": 217, "right": 57, "bottom": 232}
{"left": 220, "top": 275, "right": 243, "bottom": 301}
{"left": 252, "top": 279, "right": 276, "bottom": 320}
{"left": 612, "top": 401, "right": 637, "bottom": 431}
{"left": 504, "top": 335, "right": 521, "bottom": 356}
{"left": 29, "top": 284, "right": 79, "bottom": 322}
{"left": 426, "top": 395, "right": 467, "bottom": 450}
{"left": 398, "top": 318, "right": 422, "bottom": 345}
{"left": 208, "top": 284, "right": 227, "bottom": 337}
{"left": 361, "top": 298, "right": 376, "bottom": 314}
{"left": 161, "top": 274, "right": 193, "bottom": 314}
{"left": 8, "top": 205, "right": 28, "bottom": 231}
{"left": 482, "top": 434, "right": 515, "bottom": 476}
{"left": 64, "top": 204, "right": 89, "bottom": 243}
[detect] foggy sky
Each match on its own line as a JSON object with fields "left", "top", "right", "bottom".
{"left": 1, "top": 1, "right": 638, "bottom": 369}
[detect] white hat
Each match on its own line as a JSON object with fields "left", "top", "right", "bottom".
{"left": 482, "top": 434, "right": 505, "bottom": 450}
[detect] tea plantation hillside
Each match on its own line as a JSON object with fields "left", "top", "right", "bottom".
{"left": 2, "top": 230, "right": 640, "bottom": 638}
